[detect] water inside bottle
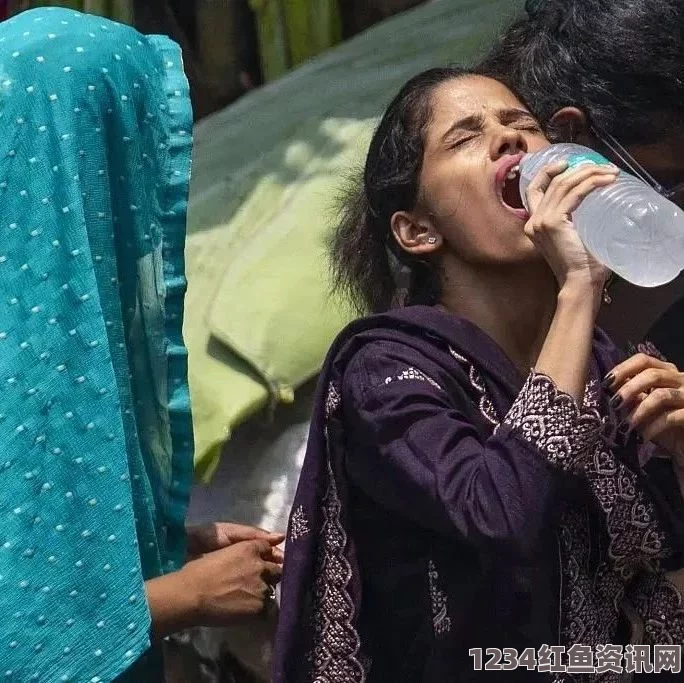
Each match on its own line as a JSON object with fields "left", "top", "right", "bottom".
{"left": 520, "top": 144, "right": 684, "bottom": 286}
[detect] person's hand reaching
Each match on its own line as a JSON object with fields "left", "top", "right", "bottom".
{"left": 186, "top": 521, "right": 285, "bottom": 562}
{"left": 146, "top": 538, "right": 283, "bottom": 638}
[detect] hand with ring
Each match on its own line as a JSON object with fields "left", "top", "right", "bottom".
{"left": 177, "top": 539, "right": 283, "bottom": 626}
{"left": 606, "top": 352, "right": 684, "bottom": 466}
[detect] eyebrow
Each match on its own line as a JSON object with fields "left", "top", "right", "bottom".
{"left": 441, "top": 113, "right": 485, "bottom": 142}
{"left": 441, "top": 108, "right": 536, "bottom": 142}
{"left": 499, "top": 108, "right": 536, "bottom": 125}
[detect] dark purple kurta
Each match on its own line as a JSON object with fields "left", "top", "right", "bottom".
{"left": 274, "top": 306, "right": 684, "bottom": 683}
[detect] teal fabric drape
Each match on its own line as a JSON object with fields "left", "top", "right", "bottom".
{"left": 0, "top": 8, "right": 193, "bottom": 681}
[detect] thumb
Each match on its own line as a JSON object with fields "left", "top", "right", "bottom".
{"left": 525, "top": 160, "right": 568, "bottom": 214}
{"left": 267, "top": 531, "right": 286, "bottom": 545}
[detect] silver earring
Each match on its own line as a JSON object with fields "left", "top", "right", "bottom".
{"left": 602, "top": 273, "right": 615, "bottom": 305}
{"left": 427, "top": 236, "right": 437, "bottom": 244}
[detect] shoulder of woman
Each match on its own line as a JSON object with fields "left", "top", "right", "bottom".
{"left": 340, "top": 339, "right": 450, "bottom": 405}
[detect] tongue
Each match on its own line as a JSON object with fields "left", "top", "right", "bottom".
{"left": 502, "top": 173, "right": 524, "bottom": 210}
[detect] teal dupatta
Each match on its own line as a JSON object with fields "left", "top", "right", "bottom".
{"left": 0, "top": 8, "right": 193, "bottom": 681}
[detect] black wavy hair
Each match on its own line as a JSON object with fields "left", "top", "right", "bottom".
{"left": 480, "top": 0, "right": 684, "bottom": 145}
{"left": 329, "top": 66, "right": 472, "bottom": 314}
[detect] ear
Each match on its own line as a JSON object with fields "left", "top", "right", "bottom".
{"left": 390, "top": 211, "right": 442, "bottom": 256}
{"left": 548, "top": 107, "right": 590, "bottom": 144}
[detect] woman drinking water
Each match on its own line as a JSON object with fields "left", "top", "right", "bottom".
{"left": 480, "top": 0, "right": 684, "bottom": 366}
{"left": 274, "top": 68, "right": 684, "bottom": 682}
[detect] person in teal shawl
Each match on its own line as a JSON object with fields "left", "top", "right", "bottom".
{"left": 0, "top": 8, "right": 283, "bottom": 682}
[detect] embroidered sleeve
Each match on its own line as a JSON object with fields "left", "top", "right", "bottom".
{"left": 503, "top": 371, "right": 603, "bottom": 473}
{"left": 627, "top": 571, "right": 684, "bottom": 644}
{"left": 343, "top": 345, "right": 563, "bottom": 557}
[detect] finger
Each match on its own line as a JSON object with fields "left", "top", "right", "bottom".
{"left": 626, "top": 388, "right": 684, "bottom": 432}
{"left": 538, "top": 169, "right": 618, "bottom": 217}
{"left": 262, "top": 561, "right": 284, "bottom": 583}
{"left": 214, "top": 522, "right": 285, "bottom": 545}
{"left": 548, "top": 162, "right": 618, "bottom": 191}
{"left": 525, "top": 160, "right": 568, "bottom": 214}
{"left": 186, "top": 524, "right": 218, "bottom": 555}
{"left": 536, "top": 163, "right": 617, "bottom": 207}
{"left": 608, "top": 353, "right": 677, "bottom": 390}
{"left": 269, "top": 546, "right": 285, "bottom": 563}
{"left": 642, "top": 409, "right": 684, "bottom": 443}
{"left": 202, "top": 539, "right": 266, "bottom": 564}
{"left": 610, "top": 367, "right": 682, "bottom": 409}
{"left": 267, "top": 533, "right": 287, "bottom": 546}
{"left": 554, "top": 174, "right": 619, "bottom": 216}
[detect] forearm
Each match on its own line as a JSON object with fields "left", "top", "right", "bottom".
{"left": 535, "top": 280, "right": 601, "bottom": 404}
{"left": 145, "top": 571, "right": 200, "bottom": 641}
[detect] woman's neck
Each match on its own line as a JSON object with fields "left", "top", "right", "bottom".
{"left": 438, "top": 258, "right": 559, "bottom": 375}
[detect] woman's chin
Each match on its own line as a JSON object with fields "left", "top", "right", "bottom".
{"left": 515, "top": 241, "right": 546, "bottom": 264}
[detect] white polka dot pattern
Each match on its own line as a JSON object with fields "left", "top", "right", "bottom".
{"left": 0, "top": 7, "right": 193, "bottom": 682}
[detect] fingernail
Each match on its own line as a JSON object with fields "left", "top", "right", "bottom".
{"left": 610, "top": 393, "right": 623, "bottom": 409}
{"left": 603, "top": 373, "right": 615, "bottom": 388}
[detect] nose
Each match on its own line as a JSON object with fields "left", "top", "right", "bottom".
{"left": 490, "top": 125, "right": 528, "bottom": 160}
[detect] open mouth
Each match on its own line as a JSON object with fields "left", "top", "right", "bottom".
{"left": 501, "top": 164, "right": 525, "bottom": 211}
{"left": 495, "top": 154, "right": 529, "bottom": 221}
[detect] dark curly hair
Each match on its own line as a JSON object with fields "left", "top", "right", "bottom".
{"left": 329, "top": 67, "right": 472, "bottom": 314}
{"left": 480, "top": 0, "right": 684, "bottom": 145}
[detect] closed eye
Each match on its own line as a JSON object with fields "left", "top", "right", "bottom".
{"left": 448, "top": 135, "right": 478, "bottom": 150}
{"left": 511, "top": 122, "right": 542, "bottom": 133}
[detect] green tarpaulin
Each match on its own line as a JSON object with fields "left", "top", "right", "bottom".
{"left": 187, "top": 0, "right": 523, "bottom": 481}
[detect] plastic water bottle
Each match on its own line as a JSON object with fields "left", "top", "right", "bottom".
{"left": 519, "top": 143, "right": 684, "bottom": 287}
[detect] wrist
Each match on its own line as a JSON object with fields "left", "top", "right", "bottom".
{"left": 145, "top": 567, "right": 203, "bottom": 639}
{"left": 175, "top": 563, "right": 204, "bottom": 625}
{"left": 557, "top": 281, "right": 600, "bottom": 310}
{"left": 560, "top": 270, "right": 603, "bottom": 294}
{"left": 558, "top": 276, "right": 603, "bottom": 311}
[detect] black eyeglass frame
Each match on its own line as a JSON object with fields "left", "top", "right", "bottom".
{"left": 591, "top": 125, "right": 684, "bottom": 201}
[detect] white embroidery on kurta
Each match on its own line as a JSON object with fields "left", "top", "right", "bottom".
{"left": 448, "top": 347, "right": 499, "bottom": 429}
{"left": 384, "top": 367, "right": 442, "bottom": 390}
{"left": 308, "top": 458, "right": 366, "bottom": 683}
{"left": 290, "top": 505, "right": 310, "bottom": 542}
{"left": 452, "top": 364, "right": 677, "bottom": 667}
{"left": 428, "top": 560, "right": 452, "bottom": 636}
{"left": 307, "top": 382, "right": 367, "bottom": 682}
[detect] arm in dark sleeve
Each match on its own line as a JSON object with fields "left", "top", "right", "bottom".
{"left": 643, "top": 454, "right": 684, "bottom": 560}
{"left": 343, "top": 344, "right": 603, "bottom": 558}
{"left": 625, "top": 570, "right": 684, "bottom": 645}
{"left": 620, "top": 338, "right": 684, "bottom": 548}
